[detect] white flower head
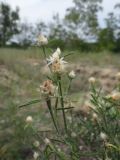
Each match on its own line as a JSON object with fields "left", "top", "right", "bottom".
{"left": 44, "top": 138, "right": 50, "bottom": 145}
{"left": 37, "top": 35, "right": 48, "bottom": 46}
{"left": 88, "top": 77, "right": 96, "bottom": 84}
{"left": 47, "top": 48, "right": 61, "bottom": 65}
{"left": 57, "top": 148, "right": 61, "bottom": 152}
{"left": 92, "top": 113, "right": 98, "bottom": 119}
{"left": 100, "top": 132, "right": 107, "bottom": 141}
{"left": 33, "top": 152, "right": 39, "bottom": 160}
{"left": 71, "top": 132, "right": 77, "bottom": 138}
{"left": 47, "top": 48, "right": 67, "bottom": 73}
{"left": 67, "top": 116, "right": 72, "bottom": 123}
{"left": 79, "top": 146, "right": 83, "bottom": 150}
{"left": 26, "top": 116, "right": 33, "bottom": 123}
{"left": 52, "top": 57, "right": 67, "bottom": 73}
{"left": 69, "top": 70, "right": 76, "bottom": 79}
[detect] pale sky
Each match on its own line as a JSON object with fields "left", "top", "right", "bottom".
{"left": 1, "top": 0, "right": 120, "bottom": 26}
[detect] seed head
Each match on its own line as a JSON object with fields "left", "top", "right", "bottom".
{"left": 40, "top": 80, "right": 57, "bottom": 97}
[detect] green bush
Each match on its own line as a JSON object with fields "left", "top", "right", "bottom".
{"left": 48, "top": 39, "right": 65, "bottom": 50}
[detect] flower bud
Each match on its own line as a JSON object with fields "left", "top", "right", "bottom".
{"left": 44, "top": 138, "right": 50, "bottom": 145}
{"left": 92, "top": 113, "right": 98, "bottom": 122}
{"left": 33, "top": 152, "right": 39, "bottom": 160}
{"left": 37, "top": 35, "right": 48, "bottom": 46}
{"left": 116, "top": 72, "right": 120, "bottom": 80}
{"left": 111, "top": 92, "right": 120, "bottom": 100}
{"left": 67, "top": 116, "right": 72, "bottom": 123}
{"left": 71, "top": 132, "right": 77, "bottom": 138}
{"left": 26, "top": 116, "right": 33, "bottom": 123}
{"left": 79, "top": 146, "right": 83, "bottom": 150}
{"left": 57, "top": 148, "right": 61, "bottom": 152}
{"left": 55, "top": 47, "right": 61, "bottom": 56}
{"left": 33, "top": 141, "right": 40, "bottom": 147}
{"left": 100, "top": 132, "right": 107, "bottom": 141}
{"left": 88, "top": 77, "right": 96, "bottom": 83}
{"left": 69, "top": 70, "right": 76, "bottom": 79}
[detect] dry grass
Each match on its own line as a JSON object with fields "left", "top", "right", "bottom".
{"left": 0, "top": 48, "right": 120, "bottom": 107}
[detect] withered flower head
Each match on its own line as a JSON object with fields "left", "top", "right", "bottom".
{"left": 40, "top": 80, "right": 57, "bottom": 96}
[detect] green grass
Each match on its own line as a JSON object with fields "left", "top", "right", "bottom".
{"left": 0, "top": 48, "right": 120, "bottom": 65}
{"left": 67, "top": 50, "right": 120, "bottom": 67}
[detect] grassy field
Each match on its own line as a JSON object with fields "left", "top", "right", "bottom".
{"left": 0, "top": 48, "right": 120, "bottom": 105}
{"left": 0, "top": 48, "right": 120, "bottom": 159}
{"left": 0, "top": 47, "right": 120, "bottom": 120}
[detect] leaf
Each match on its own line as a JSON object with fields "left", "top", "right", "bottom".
{"left": 18, "top": 99, "right": 41, "bottom": 108}
{"left": 78, "top": 151, "right": 102, "bottom": 157}
{"left": 64, "top": 52, "right": 74, "bottom": 58}
{"left": 57, "top": 107, "right": 74, "bottom": 111}
{"left": 46, "top": 75, "right": 53, "bottom": 81}
{"left": 50, "top": 138, "right": 64, "bottom": 144}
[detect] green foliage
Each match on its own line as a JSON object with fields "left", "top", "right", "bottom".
{"left": 114, "top": 37, "right": 120, "bottom": 53}
{"left": 0, "top": 1, "right": 120, "bottom": 52}
{"left": 48, "top": 39, "right": 65, "bottom": 50}
{"left": 66, "top": 38, "right": 99, "bottom": 52}
{"left": 49, "top": 14, "right": 68, "bottom": 41}
{"left": 0, "top": 2, "right": 20, "bottom": 46}
{"left": 65, "top": 0, "right": 103, "bottom": 37}
{"left": 98, "top": 28, "right": 115, "bottom": 51}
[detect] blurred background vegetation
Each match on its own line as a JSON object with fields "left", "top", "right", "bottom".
{"left": 0, "top": 0, "right": 120, "bottom": 52}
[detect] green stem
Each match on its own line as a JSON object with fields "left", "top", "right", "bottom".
{"left": 42, "top": 46, "right": 47, "bottom": 60}
{"left": 55, "top": 97, "right": 58, "bottom": 116}
{"left": 42, "top": 46, "right": 53, "bottom": 73}
{"left": 58, "top": 75, "right": 68, "bottom": 133}
{"left": 66, "top": 79, "right": 72, "bottom": 95}
{"left": 46, "top": 98, "right": 59, "bottom": 134}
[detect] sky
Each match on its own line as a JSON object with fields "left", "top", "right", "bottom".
{"left": 1, "top": 0, "right": 120, "bottom": 26}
